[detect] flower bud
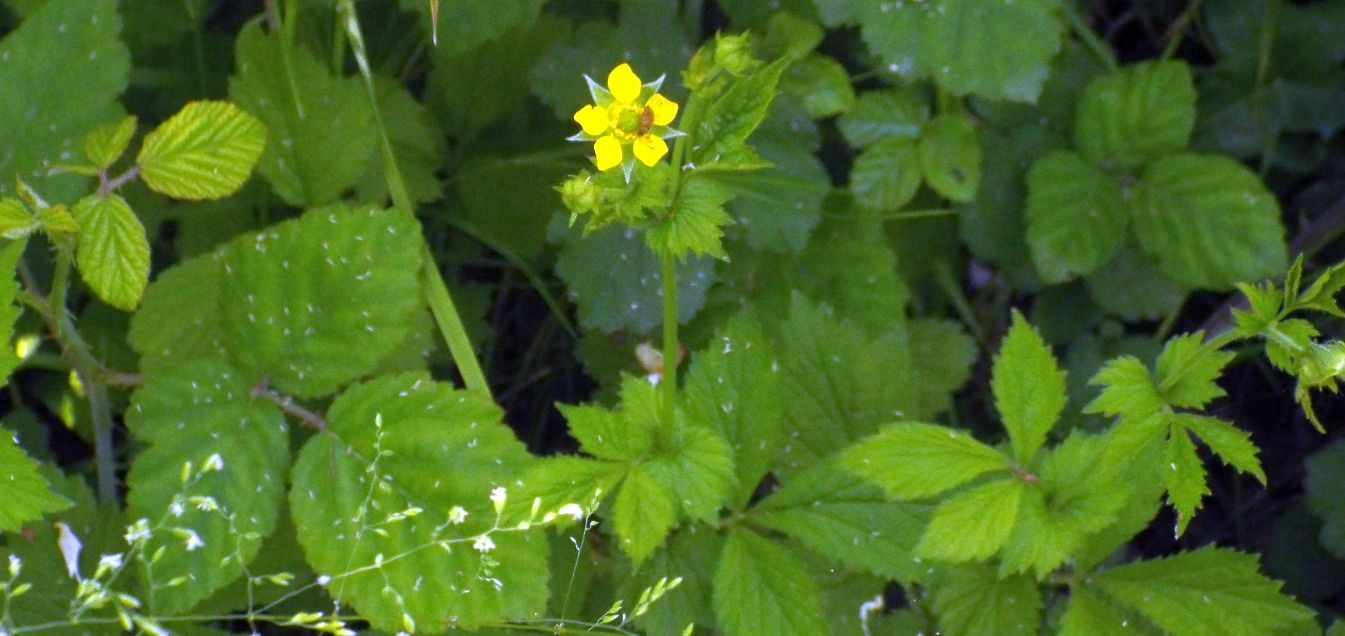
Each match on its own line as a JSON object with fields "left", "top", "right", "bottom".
{"left": 560, "top": 172, "right": 602, "bottom": 215}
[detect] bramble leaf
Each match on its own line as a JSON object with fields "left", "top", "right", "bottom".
{"left": 0, "top": 199, "right": 38, "bottom": 240}
{"left": 782, "top": 53, "right": 855, "bottom": 118}
{"left": 81, "top": 116, "right": 137, "bottom": 170}
{"left": 850, "top": 137, "right": 920, "bottom": 211}
{"left": 1092, "top": 547, "right": 1314, "bottom": 636}
{"left": 128, "top": 252, "right": 227, "bottom": 372}
{"left": 1075, "top": 60, "right": 1195, "bottom": 172}
{"left": 918, "top": 113, "right": 981, "bottom": 203}
{"left": 837, "top": 87, "right": 927, "bottom": 148}
{"left": 72, "top": 194, "right": 149, "bottom": 311}
{"left": 840, "top": 422, "right": 1008, "bottom": 500}
{"left": 1025, "top": 150, "right": 1128, "bottom": 283}
{"left": 0, "top": 240, "right": 27, "bottom": 384}
{"left": 714, "top": 527, "right": 826, "bottom": 636}
{"left": 290, "top": 372, "right": 545, "bottom": 631}
{"left": 125, "top": 357, "right": 289, "bottom": 614}
{"left": 136, "top": 101, "right": 266, "bottom": 200}
{"left": 993, "top": 312, "right": 1067, "bottom": 463}
{"left": 916, "top": 478, "right": 1023, "bottom": 562}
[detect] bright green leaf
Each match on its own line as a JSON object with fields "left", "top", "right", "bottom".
{"left": 35, "top": 205, "right": 77, "bottom": 235}
{"left": 642, "top": 423, "right": 737, "bottom": 523}
{"left": 128, "top": 252, "right": 226, "bottom": 372}
{"left": 519, "top": 455, "right": 625, "bottom": 515}
{"left": 713, "top": 527, "right": 827, "bottom": 636}
{"left": 1164, "top": 427, "right": 1208, "bottom": 537}
{"left": 1131, "top": 153, "right": 1287, "bottom": 290}
{"left": 613, "top": 466, "right": 677, "bottom": 564}
{"left": 125, "top": 357, "right": 289, "bottom": 614}
{"left": 1177, "top": 414, "right": 1265, "bottom": 485}
{"left": 0, "top": 240, "right": 26, "bottom": 384}
{"left": 647, "top": 176, "right": 734, "bottom": 259}
{"left": 135, "top": 101, "right": 265, "bottom": 200}
{"left": 559, "top": 402, "right": 652, "bottom": 462}
{"left": 931, "top": 565, "right": 1041, "bottom": 636}
{"left": 850, "top": 137, "right": 921, "bottom": 211}
{"left": 0, "top": 428, "right": 69, "bottom": 533}
{"left": 691, "top": 57, "right": 791, "bottom": 167}
{"left": 1075, "top": 60, "right": 1195, "bottom": 172}
{"left": 840, "top": 422, "right": 1009, "bottom": 500}
{"left": 1154, "top": 332, "right": 1234, "bottom": 409}
{"left": 1093, "top": 547, "right": 1314, "bottom": 636}
{"left": 1025, "top": 150, "right": 1128, "bottom": 283}
{"left": 81, "top": 116, "right": 137, "bottom": 170}
{"left": 620, "top": 528, "right": 722, "bottom": 635}
{"left": 1295, "top": 261, "right": 1345, "bottom": 317}
{"left": 290, "top": 372, "right": 545, "bottom": 631}
{"left": 1059, "top": 586, "right": 1145, "bottom": 636}
{"left": 837, "top": 87, "right": 928, "bottom": 148}
{"left": 918, "top": 113, "right": 980, "bottom": 202}
{"left": 916, "top": 478, "right": 1023, "bottom": 562}
{"left": 72, "top": 194, "right": 149, "bottom": 311}
{"left": 1084, "top": 356, "right": 1164, "bottom": 422}
{"left": 993, "top": 311, "right": 1067, "bottom": 463}
{"left": 0, "top": 199, "right": 37, "bottom": 240}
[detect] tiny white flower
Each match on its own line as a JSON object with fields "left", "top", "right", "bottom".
{"left": 202, "top": 453, "right": 225, "bottom": 472}
{"left": 472, "top": 535, "right": 495, "bottom": 553}
{"left": 124, "top": 519, "right": 151, "bottom": 545}
{"left": 169, "top": 501, "right": 185, "bottom": 518}
{"left": 183, "top": 530, "right": 204, "bottom": 552}
{"left": 447, "top": 506, "right": 469, "bottom": 525}
{"left": 55, "top": 522, "right": 82, "bottom": 580}
{"left": 97, "top": 553, "right": 124, "bottom": 571}
{"left": 557, "top": 503, "right": 586, "bottom": 521}
{"left": 316, "top": 574, "right": 332, "bottom": 586}
{"left": 7, "top": 554, "right": 21, "bottom": 577}
{"left": 489, "top": 487, "right": 507, "bottom": 513}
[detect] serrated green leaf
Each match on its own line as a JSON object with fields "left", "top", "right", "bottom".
{"left": 906, "top": 318, "right": 976, "bottom": 419}
{"left": 691, "top": 57, "right": 790, "bottom": 167}
{"left": 850, "top": 137, "right": 920, "bottom": 211}
{"left": 781, "top": 53, "right": 855, "bottom": 118}
{"left": 753, "top": 462, "right": 929, "bottom": 582}
{"left": 1025, "top": 150, "right": 1128, "bottom": 283}
{"left": 0, "top": 428, "right": 69, "bottom": 533}
{"left": 856, "top": 0, "right": 1062, "bottom": 103}
{"left": 552, "top": 220, "right": 714, "bottom": 334}
{"left": 1084, "top": 356, "right": 1164, "bottom": 421}
{"left": 931, "top": 565, "right": 1041, "bottom": 636}
{"left": 228, "top": 21, "right": 374, "bottom": 207}
{"left": 840, "top": 422, "right": 1009, "bottom": 500}
{"left": 642, "top": 423, "right": 737, "bottom": 523}
{"left": 1263, "top": 318, "right": 1318, "bottom": 374}
{"left": 0, "top": 240, "right": 26, "bottom": 383}
{"left": 72, "top": 194, "right": 149, "bottom": 311}
{"left": 1075, "top": 60, "right": 1195, "bottom": 172}
{"left": 135, "top": 101, "right": 265, "bottom": 200}
{"left": 1295, "top": 261, "right": 1345, "bottom": 317}
{"left": 558, "top": 402, "right": 652, "bottom": 462}
{"left": 290, "top": 372, "right": 544, "bottom": 631}
{"left": 612, "top": 466, "right": 677, "bottom": 564}
{"left": 0, "top": 198, "right": 37, "bottom": 240}
{"left": 128, "top": 251, "right": 227, "bottom": 372}
{"left": 647, "top": 176, "right": 733, "bottom": 259}
{"left": 1164, "top": 428, "right": 1208, "bottom": 537}
{"left": 1093, "top": 547, "right": 1314, "bottom": 636}
{"left": 35, "top": 204, "right": 77, "bottom": 234}
{"left": 837, "top": 87, "right": 928, "bottom": 147}
{"left": 219, "top": 204, "right": 423, "bottom": 397}
{"left": 1132, "top": 153, "right": 1287, "bottom": 290}
{"left": 916, "top": 478, "right": 1023, "bottom": 562}
{"left": 1060, "top": 586, "right": 1148, "bottom": 636}
{"left": 519, "top": 455, "right": 625, "bottom": 516}
{"left": 0, "top": 0, "right": 130, "bottom": 202}
{"left": 1154, "top": 332, "right": 1234, "bottom": 409}
{"left": 998, "top": 486, "right": 1074, "bottom": 580}
{"left": 918, "top": 113, "right": 980, "bottom": 202}
{"left": 993, "top": 312, "right": 1067, "bottom": 463}
{"left": 125, "top": 357, "right": 289, "bottom": 614}
{"left": 714, "top": 528, "right": 826, "bottom": 636}
{"left": 81, "top": 116, "right": 137, "bottom": 170}
{"left": 1233, "top": 281, "right": 1284, "bottom": 338}
{"left": 1176, "top": 414, "right": 1265, "bottom": 484}
{"left": 622, "top": 528, "right": 721, "bottom": 635}
{"left": 684, "top": 313, "right": 783, "bottom": 508}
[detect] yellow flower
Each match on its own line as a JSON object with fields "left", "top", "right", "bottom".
{"left": 569, "top": 63, "right": 682, "bottom": 179}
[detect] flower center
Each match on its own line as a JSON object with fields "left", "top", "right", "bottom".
{"left": 610, "top": 104, "right": 644, "bottom": 140}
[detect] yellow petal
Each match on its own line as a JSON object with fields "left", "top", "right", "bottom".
{"left": 607, "top": 63, "right": 642, "bottom": 104}
{"left": 646, "top": 93, "right": 679, "bottom": 126}
{"left": 573, "top": 104, "right": 608, "bottom": 136}
{"left": 594, "top": 136, "right": 623, "bottom": 171}
{"left": 633, "top": 134, "right": 668, "bottom": 167}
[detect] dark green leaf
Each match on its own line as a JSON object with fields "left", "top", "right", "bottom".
{"left": 850, "top": 137, "right": 920, "bottom": 211}
{"left": 1025, "top": 150, "right": 1128, "bottom": 283}
{"left": 1075, "top": 61, "right": 1195, "bottom": 172}
{"left": 918, "top": 113, "right": 980, "bottom": 202}
{"left": 837, "top": 87, "right": 927, "bottom": 148}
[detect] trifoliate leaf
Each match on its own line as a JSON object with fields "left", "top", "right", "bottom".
{"left": 840, "top": 423, "right": 1009, "bottom": 500}
{"left": 1059, "top": 586, "right": 1146, "bottom": 636}
{"left": 81, "top": 116, "right": 137, "bottom": 170}
{"left": 1075, "top": 60, "right": 1195, "bottom": 173}
{"left": 782, "top": 53, "right": 855, "bottom": 118}
{"left": 918, "top": 113, "right": 980, "bottom": 202}
{"left": 1176, "top": 414, "right": 1265, "bottom": 484}
{"left": 1305, "top": 441, "right": 1345, "bottom": 558}
{"left": 916, "top": 478, "right": 1024, "bottom": 562}
{"left": 691, "top": 57, "right": 790, "bottom": 167}
{"left": 1131, "top": 153, "right": 1287, "bottom": 290}
{"left": 228, "top": 21, "right": 375, "bottom": 207}
{"left": 837, "top": 87, "right": 928, "bottom": 148}
{"left": 125, "top": 357, "right": 289, "bottom": 615}
{"left": 290, "top": 373, "right": 545, "bottom": 631}
{"left": 753, "top": 462, "right": 929, "bottom": 583}
{"left": 0, "top": 0, "right": 130, "bottom": 202}
{"left": 931, "top": 565, "right": 1041, "bottom": 636}
{"left": 647, "top": 176, "right": 733, "bottom": 259}
{"left": 1164, "top": 428, "right": 1208, "bottom": 537}
{"left": 0, "top": 428, "right": 69, "bottom": 533}
{"left": 1084, "top": 356, "right": 1163, "bottom": 422}
{"left": 218, "top": 204, "right": 424, "bottom": 397}
{"left": 552, "top": 220, "right": 714, "bottom": 334}
{"left": 1025, "top": 150, "right": 1128, "bottom": 283}
{"left": 612, "top": 466, "right": 677, "bottom": 565}
{"left": 1154, "top": 332, "right": 1234, "bottom": 409}
{"left": 850, "top": 137, "right": 921, "bottom": 211}
{"left": 128, "top": 251, "right": 227, "bottom": 372}
{"left": 135, "top": 101, "right": 266, "bottom": 200}
{"left": 684, "top": 313, "right": 784, "bottom": 508}
{"left": 713, "top": 528, "right": 827, "bottom": 636}
{"left": 1092, "top": 547, "right": 1314, "bottom": 636}
{"left": 71, "top": 194, "right": 149, "bottom": 311}
{"left": 856, "top": 0, "right": 1062, "bottom": 103}
{"left": 993, "top": 311, "right": 1067, "bottom": 464}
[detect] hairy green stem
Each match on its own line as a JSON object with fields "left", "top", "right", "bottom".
{"left": 659, "top": 252, "right": 679, "bottom": 429}
{"left": 338, "top": 0, "right": 491, "bottom": 397}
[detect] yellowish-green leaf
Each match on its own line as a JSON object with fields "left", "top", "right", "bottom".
{"left": 72, "top": 194, "right": 149, "bottom": 311}
{"left": 136, "top": 101, "right": 266, "bottom": 200}
{"left": 840, "top": 422, "right": 1009, "bottom": 500}
{"left": 993, "top": 311, "right": 1067, "bottom": 463}
{"left": 916, "top": 478, "right": 1023, "bottom": 562}
{"left": 0, "top": 198, "right": 38, "bottom": 240}
{"left": 81, "top": 116, "right": 137, "bottom": 169}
